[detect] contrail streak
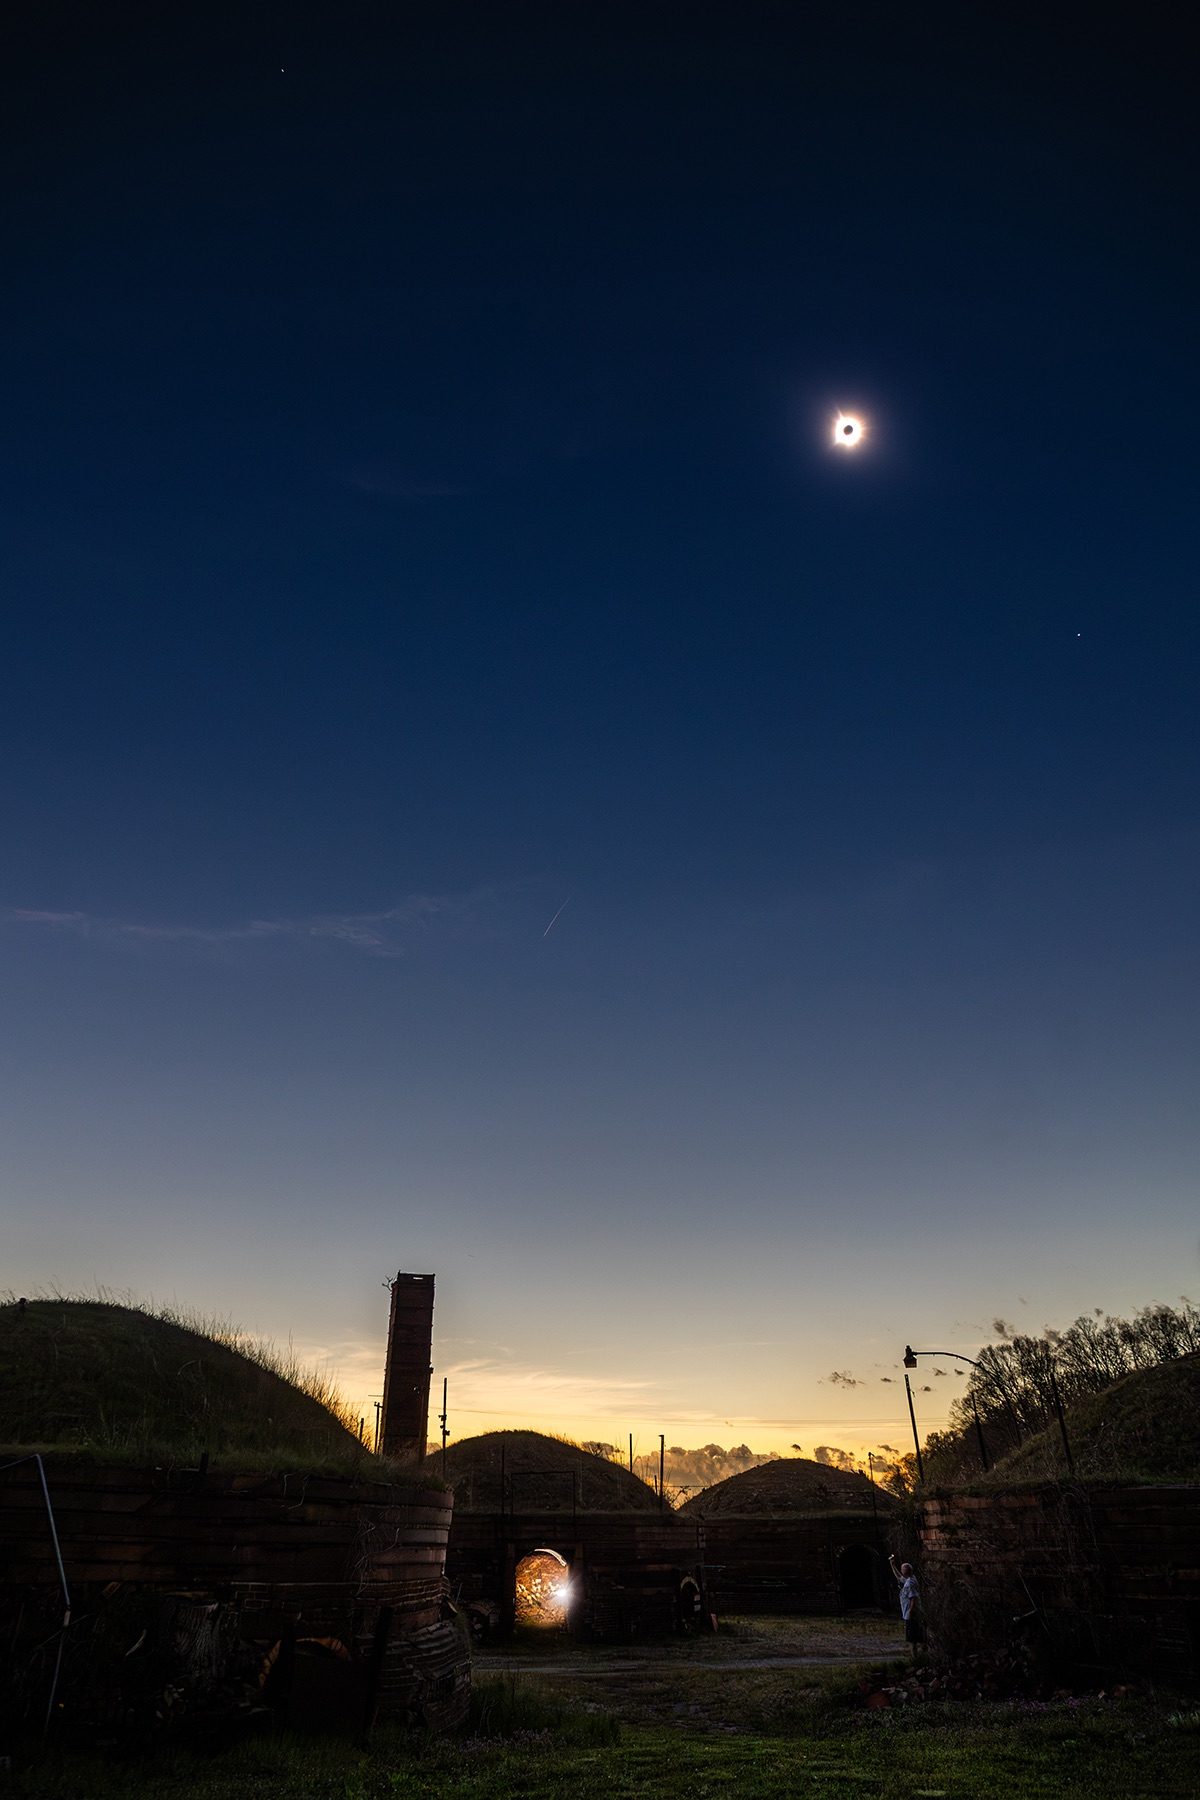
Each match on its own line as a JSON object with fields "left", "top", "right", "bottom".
{"left": 543, "top": 897, "right": 571, "bottom": 938}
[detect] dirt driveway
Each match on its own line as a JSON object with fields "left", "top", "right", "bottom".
{"left": 483, "top": 1613, "right": 903, "bottom": 1673}
{"left": 475, "top": 1615, "right": 906, "bottom": 1729}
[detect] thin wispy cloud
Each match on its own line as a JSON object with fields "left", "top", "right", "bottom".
{"left": 443, "top": 1357, "right": 654, "bottom": 1410}
{"left": 0, "top": 888, "right": 536, "bottom": 959}
{"left": 4, "top": 909, "right": 91, "bottom": 928}
{"left": 316, "top": 1340, "right": 656, "bottom": 1424}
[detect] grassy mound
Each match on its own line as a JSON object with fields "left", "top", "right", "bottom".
{"left": 441, "top": 1430, "right": 662, "bottom": 1512}
{"left": 990, "top": 1351, "right": 1200, "bottom": 1485}
{"left": 0, "top": 1296, "right": 373, "bottom": 1473}
{"left": 679, "top": 1456, "right": 891, "bottom": 1516}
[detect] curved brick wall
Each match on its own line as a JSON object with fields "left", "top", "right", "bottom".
{"left": 0, "top": 1458, "right": 470, "bottom": 1734}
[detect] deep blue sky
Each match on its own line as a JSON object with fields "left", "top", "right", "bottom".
{"left": 3, "top": 4, "right": 1198, "bottom": 1452}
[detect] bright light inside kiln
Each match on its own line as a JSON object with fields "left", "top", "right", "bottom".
{"left": 833, "top": 413, "right": 865, "bottom": 450}
{"left": 515, "top": 1549, "right": 572, "bottom": 1627}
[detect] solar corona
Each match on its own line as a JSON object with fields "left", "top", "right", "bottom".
{"left": 833, "top": 412, "right": 866, "bottom": 449}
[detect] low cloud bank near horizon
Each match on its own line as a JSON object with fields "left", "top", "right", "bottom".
{"left": 574, "top": 1439, "right": 907, "bottom": 1494}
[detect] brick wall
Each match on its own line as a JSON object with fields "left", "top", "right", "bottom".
{"left": 918, "top": 1485, "right": 1200, "bottom": 1683}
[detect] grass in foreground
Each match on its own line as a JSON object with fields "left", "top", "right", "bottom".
{"left": 7, "top": 1679, "right": 1200, "bottom": 1799}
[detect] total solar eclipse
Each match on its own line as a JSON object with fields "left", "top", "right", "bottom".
{"left": 833, "top": 412, "right": 866, "bottom": 449}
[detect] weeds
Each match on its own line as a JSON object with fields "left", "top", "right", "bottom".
{"left": 0, "top": 1293, "right": 433, "bottom": 1478}
{"left": 467, "top": 1674, "right": 620, "bottom": 1746}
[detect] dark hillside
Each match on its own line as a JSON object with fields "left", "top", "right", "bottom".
{"left": 0, "top": 1297, "right": 366, "bottom": 1471}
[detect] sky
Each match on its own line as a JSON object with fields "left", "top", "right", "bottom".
{"left": 2, "top": 3, "right": 1198, "bottom": 1465}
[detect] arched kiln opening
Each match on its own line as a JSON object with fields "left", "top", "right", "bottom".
{"left": 838, "top": 1543, "right": 878, "bottom": 1610}
{"left": 514, "top": 1548, "right": 572, "bottom": 1628}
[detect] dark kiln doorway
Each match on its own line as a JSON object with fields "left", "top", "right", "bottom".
{"left": 838, "top": 1544, "right": 877, "bottom": 1610}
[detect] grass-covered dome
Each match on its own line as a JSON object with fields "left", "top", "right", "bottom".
{"left": 678, "top": 1455, "right": 891, "bottom": 1516}
{"left": 990, "top": 1351, "right": 1200, "bottom": 1485}
{"left": 0, "top": 1296, "right": 367, "bottom": 1472}
{"left": 440, "top": 1430, "right": 663, "bottom": 1512}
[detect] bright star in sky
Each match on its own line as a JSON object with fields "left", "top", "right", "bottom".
{"left": 832, "top": 412, "right": 866, "bottom": 450}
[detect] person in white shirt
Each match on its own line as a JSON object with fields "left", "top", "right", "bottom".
{"left": 889, "top": 1554, "right": 923, "bottom": 1652}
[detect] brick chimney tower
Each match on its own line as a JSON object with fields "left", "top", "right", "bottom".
{"left": 380, "top": 1272, "right": 435, "bottom": 1461}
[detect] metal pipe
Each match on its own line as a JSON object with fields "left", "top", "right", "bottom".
{"left": 32, "top": 1456, "right": 71, "bottom": 1621}
{"left": 1, "top": 1455, "right": 72, "bottom": 1733}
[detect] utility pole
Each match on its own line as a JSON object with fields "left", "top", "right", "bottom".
{"left": 970, "top": 1392, "right": 990, "bottom": 1473}
{"left": 659, "top": 1434, "right": 665, "bottom": 1510}
{"left": 439, "top": 1377, "right": 449, "bottom": 1477}
{"left": 1047, "top": 1365, "right": 1075, "bottom": 1475}
{"left": 629, "top": 1432, "right": 634, "bottom": 1475}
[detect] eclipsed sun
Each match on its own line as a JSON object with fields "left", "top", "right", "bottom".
{"left": 832, "top": 412, "right": 866, "bottom": 450}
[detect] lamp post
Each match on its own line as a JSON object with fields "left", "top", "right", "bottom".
{"left": 903, "top": 1344, "right": 1073, "bottom": 1476}
{"left": 903, "top": 1346, "right": 991, "bottom": 1475}
{"left": 902, "top": 1362, "right": 925, "bottom": 1484}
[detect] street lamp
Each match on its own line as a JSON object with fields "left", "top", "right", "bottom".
{"left": 900, "top": 1350, "right": 926, "bottom": 1483}
{"left": 903, "top": 1344, "right": 1075, "bottom": 1478}
{"left": 903, "top": 1347, "right": 989, "bottom": 1474}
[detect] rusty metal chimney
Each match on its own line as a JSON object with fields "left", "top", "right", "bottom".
{"left": 380, "top": 1272, "right": 435, "bottom": 1461}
